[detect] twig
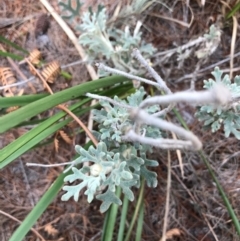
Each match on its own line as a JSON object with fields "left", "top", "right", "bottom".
{"left": 126, "top": 109, "right": 202, "bottom": 150}
{"left": 167, "top": 119, "right": 184, "bottom": 178}
{"left": 220, "top": 1, "right": 238, "bottom": 79}
{"left": 148, "top": 4, "right": 193, "bottom": 28}
{"left": 161, "top": 151, "right": 171, "bottom": 241}
{"left": 40, "top": 0, "right": 97, "bottom": 80}
{"left": 86, "top": 93, "right": 131, "bottom": 109}
{"left": 0, "top": 76, "right": 35, "bottom": 90}
{"left": 139, "top": 84, "right": 231, "bottom": 109}
{"left": 19, "top": 158, "right": 36, "bottom": 207}
{"left": 96, "top": 63, "right": 160, "bottom": 88}
{"left": 190, "top": 58, "right": 204, "bottom": 90}
{"left": 154, "top": 36, "right": 205, "bottom": 57}
{"left": 152, "top": 105, "right": 174, "bottom": 117}
{"left": 123, "top": 128, "right": 198, "bottom": 150}
{"left": 0, "top": 209, "right": 46, "bottom": 241}
{"left": 26, "top": 161, "right": 73, "bottom": 167}
{"left": 132, "top": 49, "right": 172, "bottom": 94}
{"left": 61, "top": 59, "right": 87, "bottom": 69}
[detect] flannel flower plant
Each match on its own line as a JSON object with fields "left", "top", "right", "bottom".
{"left": 196, "top": 67, "right": 240, "bottom": 139}
{"left": 61, "top": 49, "right": 232, "bottom": 213}
{"left": 61, "top": 87, "right": 161, "bottom": 213}
{"left": 59, "top": 1, "right": 156, "bottom": 76}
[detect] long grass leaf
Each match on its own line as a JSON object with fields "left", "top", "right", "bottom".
{"left": 0, "top": 93, "right": 49, "bottom": 108}
{"left": 0, "top": 83, "right": 132, "bottom": 168}
{"left": 102, "top": 186, "right": 121, "bottom": 241}
{"left": 0, "top": 104, "right": 91, "bottom": 169}
{"left": 124, "top": 179, "right": 145, "bottom": 241}
{"left": 226, "top": 2, "right": 240, "bottom": 19}
{"left": 8, "top": 83, "right": 132, "bottom": 240}
{"left": 9, "top": 166, "right": 70, "bottom": 241}
{"left": 0, "top": 99, "right": 88, "bottom": 167}
{"left": 117, "top": 193, "right": 129, "bottom": 241}
{"left": 135, "top": 200, "right": 144, "bottom": 241}
{"left": 0, "top": 35, "right": 29, "bottom": 54}
{"left": 0, "top": 75, "right": 129, "bottom": 133}
{"left": 0, "top": 50, "right": 24, "bottom": 60}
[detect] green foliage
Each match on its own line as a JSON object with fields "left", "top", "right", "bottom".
{"left": 92, "top": 87, "right": 160, "bottom": 146}
{"left": 196, "top": 67, "right": 240, "bottom": 139}
{"left": 62, "top": 88, "right": 160, "bottom": 212}
{"left": 0, "top": 35, "right": 28, "bottom": 54}
{"left": 226, "top": 2, "right": 240, "bottom": 19}
{"left": 204, "top": 24, "right": 220, "bottom": 41}
{"left": 58, "top": 2, "right": 156, "bottom": 75}
{"left": 79, "top": 6, "right": 156, "bottom": 75}
{"left": 58, "top": 0, "right": 83, "bottom": 20}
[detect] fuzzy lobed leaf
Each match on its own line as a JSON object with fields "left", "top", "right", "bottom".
{"left": 196, "top": 67, "right": 240, "bottom": 139}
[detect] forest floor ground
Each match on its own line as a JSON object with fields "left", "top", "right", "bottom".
{"left": 1, "top": 1, "right": 240, "bottom": 240}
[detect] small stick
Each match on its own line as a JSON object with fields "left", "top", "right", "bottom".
{"left": 86, "top": 93, "right": 131, "bottom": 109}
{"left": 127, "top": 109, "right": 202, "bottom": 150}
{"left": 96, "top": 63, "right": 161, "bottom": 88}
{"left": 0, "top": 209, "right": 45, "bottom": 241}
{"left": 132, "top": 49, "right": 172, "bottom": 94}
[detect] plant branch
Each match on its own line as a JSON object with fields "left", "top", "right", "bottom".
{"left": 140, "top": 83, "right": 231, "bottom": 109}
{"left": 86, "top": 93, "right": 131, "bottom": 109}
{"left": 132, "top": 48, "right": 172, "bottom": 95}
{"left": 0, "top": 209, "right": 45, "bottom": 241}
{"left": 96, "top": 63, "right": 160, "bottom": 88}
{"left": 124, "top": 109, "right": 202, "bottom": 150}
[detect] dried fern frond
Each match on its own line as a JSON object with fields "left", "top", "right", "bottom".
{"left": 59, "top": 130, "right": 72, "bottom": 144}
{"left": 54, "top": 138, "right": 59, "bottom": 153}
{"left": 7, "top": 23, "right": 31, "bottom": 42}
{"left": 41, "top": 61, "right": 61, "bottom": 83}
{"left": 0, "top": 67, "right": 24, "bottom": 113}
{"left": 19, "top": 49, "right": 42, "bottom": 66}
{"left": 0, "top": 67, "right": 16, "bottom": 96}
{"left": 28, "top": 49, "right": 42, "bottom": 65}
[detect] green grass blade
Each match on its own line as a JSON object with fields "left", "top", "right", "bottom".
{"left": 0, "top": 93, "right": 49, "bottom": 108}
{"left": 0, "top": 50, "right": 24, "bottom": 60}
{"left": 135, "top": 200, "right": 144, "bottom": 241}
{"left": 226, "top": 2, "right": 240, "bottom": 19}
{"left": 0, "top": 75, "right": 129, "bottom": 133}
{"left": 0, "top": 83, "right": 133, "bottom": 168}
{"left": 117, "top": 193, "right": 129, "bottom": 241}
{"left": 0, "top": 99, "right": 89, "bottom": 168}
{"left": 8, "top": 136, "right": 94, "bottom": 241}
{"left": 124, "top": 179, "right": 144, "bottom": 241}
{"left": 102, "top": 186, "right": 121, "bottom": 241}
{"left": 8, "top": 166, "right": 71, "bottom": 241}
{"left": 101, "top": 205, "right": 110, "bottom": 241}
{"left": 5, "top": 82, "right": 132, "bottom": 240}
{"left": 0, "top": 110, "right": 87, "bottom": 169}
{"left": 60, "top": 70, "right": 72, "bottom": 80}
{"left": 0, "top": 35, "right": 29, "bottom": 54}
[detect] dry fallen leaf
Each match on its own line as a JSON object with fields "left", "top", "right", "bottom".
{"left": 44, "top": 223, "right": 58, "bottom": 236}
{"left": 160, "top": 228, "right": 183, "bottom": 241}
